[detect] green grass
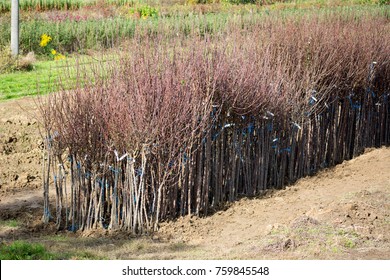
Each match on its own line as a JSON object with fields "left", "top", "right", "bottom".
{"left": 0, "top": 235, "right": 201, "bottom": 260}
{"left": 0, "top": 241, "right": 56, "bottom": 260}
{"left": 0, "top": 54, "right": 114, "bottom": 100}
{"left": 0, "top": 219, "right": 21, "bottom": 228}
{"left": 0, "top": 240, "right": 106, "bottom": 260}
{"left": 342, "top": 238, "right": 357, "bottom": 248}
{"left": 0, "top": 59, "right": 65, "bottom": 100}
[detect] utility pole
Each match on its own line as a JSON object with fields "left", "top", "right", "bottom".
{"left": 11, "top": 0, "right": 19, "bottom": 56}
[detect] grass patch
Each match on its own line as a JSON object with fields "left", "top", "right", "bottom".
{"left": 0, "top": 59, "right": 67, "bottom": 100}
{"left": 342, "top": 238, "right": 357, "bottom": 249}
{"left": 45, "top": 234, "right": 71, "bottom": 242}
{"left": 0, "top": 241, "right": 55, "bottom": 260}
{"left": 0, "top": 240, "right": 106, "bottom": 260}
{"left": 0, "top": 54, "right": 114, "bottom": 101}
{"left": 263, "top": 219, "right": 362, "bottom": 256}
{"left": 0, "top": 219, "right": 20, "bottom": 228}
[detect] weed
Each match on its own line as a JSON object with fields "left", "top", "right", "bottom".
{"left": 0, "top": 47, "right": 17, "bottom": 74}
{"left": 129, "top": 5, "right": 159, "bottom": 19}
{"left": 343, "top": 238, "right": 356, "bottom": 249}
{"left": 17, "top": 52, "right": 37, "bottom": 71}
{"left": 0, "top": 47, "right": 36, "bottom": 74}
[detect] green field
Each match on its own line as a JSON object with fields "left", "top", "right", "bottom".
{"left": 0, "top": 55, "right": 114, "bottom": 99}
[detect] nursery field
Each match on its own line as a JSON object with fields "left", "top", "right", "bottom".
{"left": 0, "top": 97, "right": 389, "bottom": 259}
{"left": 1, "top": 1, "right": 390, "bottom": 259}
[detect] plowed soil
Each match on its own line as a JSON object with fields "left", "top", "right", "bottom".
{"left": 0, "top": 97, "right": 389, "bottom": 259}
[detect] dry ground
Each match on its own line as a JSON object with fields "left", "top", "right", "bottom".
{"left": 0, "top": 97, "right": 389, "bottom": 259}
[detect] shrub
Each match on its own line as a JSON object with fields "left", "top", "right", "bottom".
{"left": 16, "top": 51, "right": 36, "bottom": 71}
{"left": 129, "top": 5, "right": 159, "bottom": 19}
{"left": 0, "top": 46, "right": 17, "bottom": 74}
{"left": 0, "top": 47, "right": 35, "bottom": 73}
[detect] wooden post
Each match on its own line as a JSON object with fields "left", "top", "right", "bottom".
{"left": 11, "top": 0, "right": 19, "bottom": 56}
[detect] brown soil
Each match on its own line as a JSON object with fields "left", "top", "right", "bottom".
{"left": 0, "top": 97, "right": 42, "bottom": 195}
{"left": 0, "top": 97, "right": 389, "bottom": 259}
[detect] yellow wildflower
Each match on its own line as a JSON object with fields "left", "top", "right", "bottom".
{"left": 40, "top": 34, "right": 52, "bottom": 47}
{"left": 51, "top": 49, "right": 57, "bottom": 55}
{"left": 54, "top": 54, "right": 66, "bottom": 61}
